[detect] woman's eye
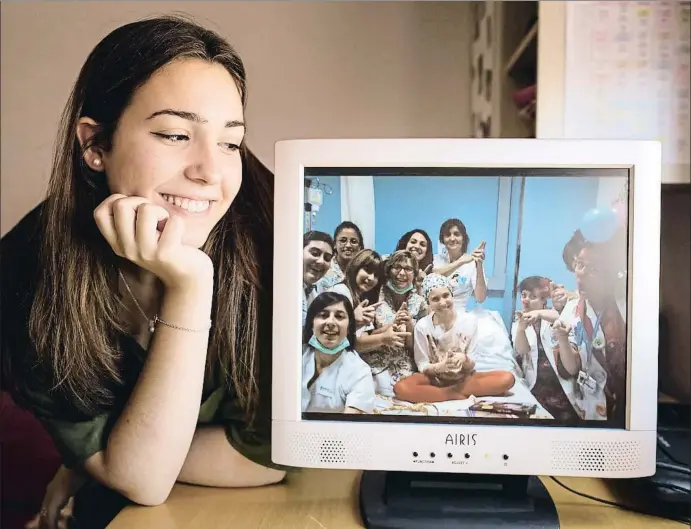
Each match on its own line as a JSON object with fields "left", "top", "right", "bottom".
{"left": 152, "top": 132, "right": 189, "bottom": 143}
{"left": 220, "top": 142, "right": 240, "bottom": 153}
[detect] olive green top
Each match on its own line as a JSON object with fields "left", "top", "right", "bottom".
{"left": 1, "top": 202, "right": 287, "bottom": 472}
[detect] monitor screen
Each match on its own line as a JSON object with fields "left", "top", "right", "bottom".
{"left": 300, "top": 167, "right": 630, "bottom": 429}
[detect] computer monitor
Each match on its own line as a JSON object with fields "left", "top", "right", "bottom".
{"left": 271, "top": 139, "right": 661, "bottom": 526}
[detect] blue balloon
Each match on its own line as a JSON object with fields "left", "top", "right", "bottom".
{"left": 580, "top": 207, "right": 619, "bottom": 243}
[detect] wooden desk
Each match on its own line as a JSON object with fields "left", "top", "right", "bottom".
{"left": 107, "top": 469, "right": 684, "bottom": 528}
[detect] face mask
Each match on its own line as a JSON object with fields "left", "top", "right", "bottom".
{"left": 387, "top": 279, "right": 413, "bottom": 295}
{"left": 309, "top": 334, "right": 350, "bottom": 355}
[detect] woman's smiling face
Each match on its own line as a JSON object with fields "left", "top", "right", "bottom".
{"left": 442, "top": 225, "right": 465, "bottom": 253}
{"left": 405, "top": 232, "right": 428, "bottom": 261}
{"left": 389, "top": 258, "right": 415, "bottom": 290}
{"left": 87, "top": 58, "right": 246, "bottom": 248}
{"left": 427, "top": 286, "right": 454, "bottom": 313}
{"left": 313, "top": 301, "right": 349, "bottom": 348}
{"left": 355, "top": 267, "right": 378, "bottom": 294}
{"left": 335, "top": 228, "right": 361, "bottom": 262}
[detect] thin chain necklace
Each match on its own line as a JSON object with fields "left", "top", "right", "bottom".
{"left": 118, "top": 270, "right": 156, "bottom": 333}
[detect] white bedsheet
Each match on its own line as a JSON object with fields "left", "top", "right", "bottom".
{"left": 371, "top": 378, "right": 554, "bottom": 419}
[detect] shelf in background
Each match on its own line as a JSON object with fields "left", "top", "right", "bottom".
{"left": 505, "top": 21, "right": 538, "bottom": 83}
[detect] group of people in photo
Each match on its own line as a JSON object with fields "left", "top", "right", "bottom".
{"left": 301, "top": 204, "right": 628, "bottom": 427}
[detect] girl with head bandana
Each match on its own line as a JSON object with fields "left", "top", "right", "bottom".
{"left": 393, "top": 274, "right": 516, "bottom": 403}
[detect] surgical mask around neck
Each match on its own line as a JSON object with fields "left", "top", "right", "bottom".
{"left": 309, "top": 334, "right": 350, "bottom": 355}
{"left": 387, "top": 279, "right": 413, "bottom": 295}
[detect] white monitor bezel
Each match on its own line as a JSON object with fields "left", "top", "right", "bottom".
{"left": 272, "top": 138, "right": 661, "bottom": 478}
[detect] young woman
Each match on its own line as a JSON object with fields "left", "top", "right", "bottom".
{"left": 318, "top": 221, "right": 364, "bottom": 290}
{"left": 359, "top": 251, "right": 427, "bottom": 396}
{"left": 393, "top": 274, "right": 515, "bottom": 403}
{"left": 1, "top": 15, "right": 284, "bottom": 525}
{"left": 552, "top": 229, "right": 628, "bottom": 425}
{"left": 512, "top": 276, "right": 580, "bottom": 422}
{"left": 301, "top": 292, "right": 375, "bottom": 414}
{"left": 329, "top": 249, "right": 384, "bottom": 333}
{"left": 431, "top": 218, "right": 516, "bottom": 367}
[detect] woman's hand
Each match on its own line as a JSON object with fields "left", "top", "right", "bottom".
{"left": 515, "top": 311, "right": 528, "bottom": 331}
{"left": 471, "top": 241, "right": 486, "bottom": 266}
{"left": 26, "top": 465, "right": 88, "bottom": 529}
{"left": 550, "top": 282, "right": 569, "bottom": 312}
{"left": 381, "top": 324, "right": 411, "bottom": 348}
{"left": 393, "top": 302, "right": 412, "bottom": 328}
{"left": 353, "top": 300, "right": 382, "bottom": 328}
{"left": 93, "top": 194, "right": 214, "bottom": 288}
{"left": 415, "top": 264, "right": 433, "bottom": 291}
{"left": 551, "top": 319, "right": 571, "bottom": 339}
{"left": 522, "top": 311, "right": 541, "bottom": 326}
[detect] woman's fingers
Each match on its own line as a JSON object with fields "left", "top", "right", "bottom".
{"left": 156, "top": 211, "right": 186, "bottom": 252}
{"left": 93, "top": 194, "right": 127, "bottom": 254}
{"left": 135, "top": 203, "right": 170, "bottom": 257}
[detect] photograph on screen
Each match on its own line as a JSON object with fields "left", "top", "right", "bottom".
{"left": 300, "top": 168, "right": 629, "bottom": 428}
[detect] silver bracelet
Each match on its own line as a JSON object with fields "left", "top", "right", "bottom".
{"left": 153, "top": 315, "right": 212, "bottom": 333}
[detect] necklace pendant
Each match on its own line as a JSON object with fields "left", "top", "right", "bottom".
{"left": 149, "top": 319, "right": 156, "bottom": 334}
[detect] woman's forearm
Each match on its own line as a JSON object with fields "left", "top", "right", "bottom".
{"left": 537, "top": 309, "right": 560, "bottom": 323}
{"left": 356, "top": 331, "right": 388, "bottom": 353}
{"left": 556, "top": 336, "right": 581, "bottom": 376}
{"left": 433, "top": 257, "right": 466, "bottom": 277}
{"left": 178, "top": 427, "right": 285, "bottom": 488}
{"left": 84, "top": 279, "right": 214, "bottom": 505}
{"left": 514, "top": 327, "right": 531, "bottom": 356}
{"left": 474, "top": 263, "right": 487, "bottom": 302}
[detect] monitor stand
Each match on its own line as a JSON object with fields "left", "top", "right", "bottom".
{"left": 359, "top": 471, "right": 559, "bottom": 529}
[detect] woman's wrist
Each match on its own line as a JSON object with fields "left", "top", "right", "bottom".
{"left": 160, "top": 279, "right": 214, "bottom": 330}
{"left": 161, "top": 259, "right": 215, "bottom": 292}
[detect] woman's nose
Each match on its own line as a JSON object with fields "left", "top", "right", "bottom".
{"left": 186, "top": 143, "right": 224, "bottom": 184}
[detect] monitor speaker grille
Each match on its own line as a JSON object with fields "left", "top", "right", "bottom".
{"left": 289, "top": 432, "right": 370, "bottom": 466}
{"left": 551, "top": 440, "right": 641, "bottom": 473}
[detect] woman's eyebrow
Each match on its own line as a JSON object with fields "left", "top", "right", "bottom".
{"left": 146, "top": 108, "right": 245, "bottom": 128}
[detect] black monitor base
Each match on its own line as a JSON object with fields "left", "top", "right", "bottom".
{"left": 359, "top": 471, "right": 559, "bottom": 529}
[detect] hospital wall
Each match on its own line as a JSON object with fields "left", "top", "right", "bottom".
{"left": 309, "top": 174, "right": 603, "bottom": 326}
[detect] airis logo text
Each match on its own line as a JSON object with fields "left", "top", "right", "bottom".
{"left": 445, "top": 433, "right": 477, "bottom": 446}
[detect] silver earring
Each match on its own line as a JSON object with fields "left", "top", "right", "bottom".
{"left": 93, "top": 158, "right": 102, "bottom": 167}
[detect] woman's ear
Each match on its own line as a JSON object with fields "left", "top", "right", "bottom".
{"left": 76, "top": 117, "right": 105, "bottom": 172}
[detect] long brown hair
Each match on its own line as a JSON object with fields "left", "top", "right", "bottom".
{"left": 28, "top": 15, "right": 272, "bottom": 425}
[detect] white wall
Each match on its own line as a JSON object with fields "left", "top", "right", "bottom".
{"left": 1, "top": 1, "right": 474, "bottom": 234}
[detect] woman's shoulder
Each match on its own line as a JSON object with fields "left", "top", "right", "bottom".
{"left": 415, "top": 313, "right": 434, "bottom": 331}
{"left": 330, "top": 282, "right": 352, "bottom": 300}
